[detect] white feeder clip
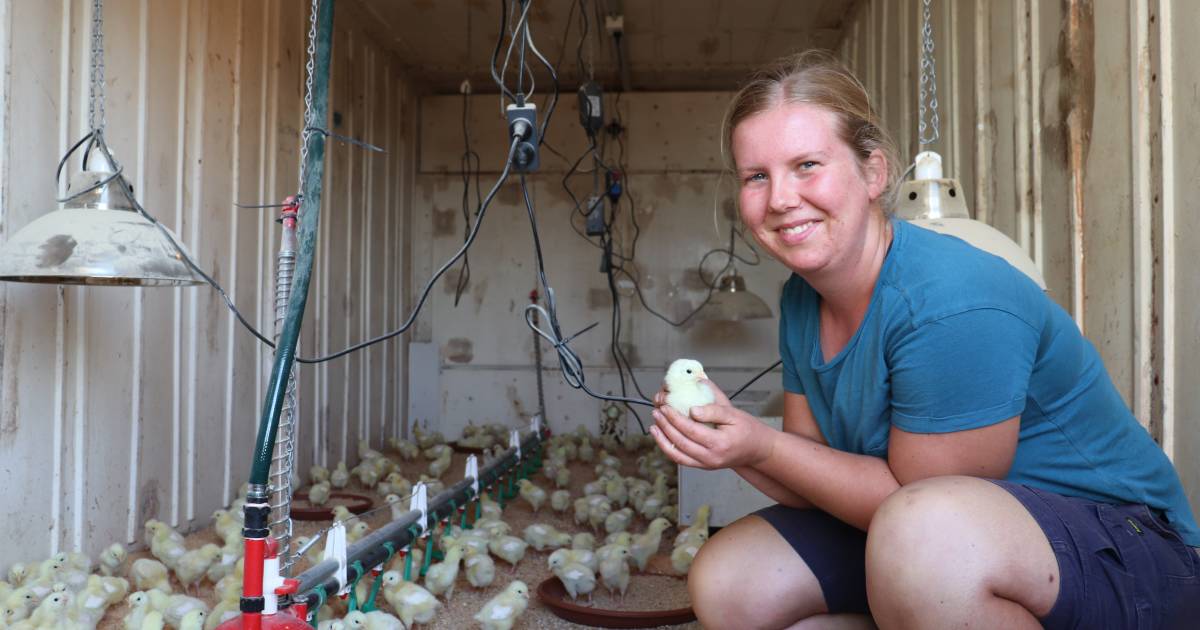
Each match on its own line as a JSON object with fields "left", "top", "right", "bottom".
{"left": 531, "top": 414, "right": 542, "bottom": 435}
{"left": 509, "top": 429, "right": 522, "bottom": 459}
{"left": 465, "top": 455, "right": 480, "bottom": 497}
{"left": 409, "top": 482, "right": 429, "bottom": 534}
{"left": 322, "top": 522, "right": 349, "bottom": 596}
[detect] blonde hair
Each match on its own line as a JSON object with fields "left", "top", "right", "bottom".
{"left": 721, "top": 50, "right": 901, "bottom": 206}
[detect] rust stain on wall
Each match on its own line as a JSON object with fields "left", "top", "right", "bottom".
{"left": 138, "top": 479, "right": 161, "bottom": 525}
{"left": 432, "top": 206, "right": 456, "bottom": 237}
{"left": 444, "top": 337, "right": 474, "bottom": 364}
{"left": 1063, "top": 0, "right": 1095, "bottom": 325}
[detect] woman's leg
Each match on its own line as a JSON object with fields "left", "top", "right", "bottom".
{"left": 690, "top": 508, "right": 875, "bottom": 629}
{"left": 864, "top": 476, "right": 1059, "bottom": 629}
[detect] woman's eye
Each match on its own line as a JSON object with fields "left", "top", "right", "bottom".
{"left": 799, "top": 161, "right": 818, "bottom": 170}
{"left": 745, "top": 172, "right": 766, "bottom": 183}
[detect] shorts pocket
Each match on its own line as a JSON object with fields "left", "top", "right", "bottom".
{"left": 1135, "top": 507, "right": 1198, "bottom": 580}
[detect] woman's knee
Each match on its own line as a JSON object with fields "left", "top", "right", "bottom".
{"left": 688, "top": 514, "right": 828, "bottom": 628}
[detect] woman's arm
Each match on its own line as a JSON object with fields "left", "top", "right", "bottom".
{"left": 728, "top": 393, "right": 828, "bottom": 508}
{"left": 732, "top": 466, "right": 812, "bottom": 508}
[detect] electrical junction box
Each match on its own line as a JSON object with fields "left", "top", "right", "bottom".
{"left": 678, "top": 390, "right": 780, "bottom": 528}
{"left": 577, "top": 82, "right": 604, "bottom": 135}
{"left": 585, "top": 196, "right": 606, "bottom": 236}
{"left": 505, "top": 103, "right": 540, "bottom": 173}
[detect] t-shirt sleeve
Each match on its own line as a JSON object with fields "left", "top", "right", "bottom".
{"left": 779, "top": 278, "right": 804, "bottom": 394}
{"left": 889, "top": 308, "right": 1037, "bottom": 433}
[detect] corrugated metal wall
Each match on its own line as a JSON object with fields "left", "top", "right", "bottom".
{"left": 840, "top": 0, "right": 1199, "bottom": 510}
{"left": 0, "top": 0, "right": 415, "bottom": 569}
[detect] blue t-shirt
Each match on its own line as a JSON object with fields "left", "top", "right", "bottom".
{"left": 779, "top": 218, "right": 1200, "bottom": 545}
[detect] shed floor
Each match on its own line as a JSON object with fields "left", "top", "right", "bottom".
{"left": 96, "top": 441, "right": 702, "bottom": 629}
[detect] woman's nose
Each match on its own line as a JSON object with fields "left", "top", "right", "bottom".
{"left": 769, "top": 178, "right": 801, "bottom": 212}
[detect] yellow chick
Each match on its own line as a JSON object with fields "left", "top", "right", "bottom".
{"left": 675, "top": 504, "right": 712, "bottom": 548}
{"left": 347, "top": 521, "right": 371, "bottom": 545}
{"left": 99, "top": 542, "right": 129, "bottom": 577}
{"left": 604, "top": 476, "right": 629, "bottom": 507}
{"left": 487, "top": 535, "right": 528, "bottom": 571}
{"left": 330, "top": 462, "right": 350, "bottom": 489}
{"left": 599, "top": 546, "right": 631, "bottom": 600}
{"left": 205, "top": 542, "right": 242, "bottom": 584}
{"left": 463, "top": 547, "right": 496, "bottom": 588}
{"left": 521, "top": 523, "right": 571, "bottom": 551}
{"left": 381, "top": 571, "right": 440, "bottom": 628}
{"left": 550, "top": 490, "right": 572, "bottom": 513}
{"left": 308, "top": 481, "right": 332, "bottom": 507}
{"left": 7, "top": 563, "right": 29, "bottom": 586}
{"left": 204, "top": 582, "right": 240, "bottom": 630}
{"left": 671, "top": 541, "right": 701, "bottom": 575}
{"left": 310, "top": 464, "right": 330, "bottom": 485}
{"left": 178, "top": 609, "right": 206, "bottom": 630}
{"left": 630, "top": 518, "right": 673, "bottom": 572}
{"left": 163, "top": 593, "right": 208, "bottom": 628}
{"left": 588, "top": 500, "right": 613, "bottom": 533}
{"left": 28, "top": 591, "right": 77, "bottom": 628}
{"left": 175, "top": 544, "right": 222, "bottom": 594}
{"left": 423, "top": 542, "right": 464, "bottom": 600}
{"left": 149, "top": 527, "right": 187, "bottom": 571}
{"left": 123, "top": 590, "right": 156, "bottom": 629}
{"left": 139, "top": 610, "right": 166, "bottom": 630}
{"left": 213, "top": 510, "right": 243, "bottom": 547}
{"left": 573, "top": 498, "right": 590, "bottom": 526}
{"left": 473, "top": 517, "right": 510, "bottom": 540}
{"left": 550, "top": 557, "right": 596, "bottom": 602}
{"left": 554, "top": 466, "right": 571, "bottom": 489}
{"left": 427, "top": 451, "right": 452, "bottom": 479}
{"left": 548, "top": 548, "right": 598, "bottom": 573}
{"left": 389, "top": 437, "right": 420, "bottom": 461}
{"left": 479, "top": 494, "right": 503, "bottom": 521}
{"left": 572, "top": 532, "right": 596, "bottom": 551}
{"left": 663, "top": 358, "right": 715, "bottom": 418}
{"left": 578, "top": 438, "right": 595, "bottom": 462}
{"left": 605, "top": 507, "right": 635, "bottom": 535}
{"left": 473, "top": 580, "right": 529, "bottom": 630}
{"left": 343, "top": 610, "right": 404, "bottom": 630}
{"left": 516, "top": 479, "right": 547, "bottom": 512}
{"left": 378, "top": 473, "right": 412, "bottom": 498}
{"left": 332, "top": 505, "right": 354, "bottom": 524}
{"left": 73, "top": 577, "right": 113, "bottom": 626}
{"left": 131, "top": 559, "right": 172, "bottom": 593}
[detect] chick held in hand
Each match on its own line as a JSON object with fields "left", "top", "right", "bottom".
{"left": 663, "top": 358, "right": 716, "bottom": 422}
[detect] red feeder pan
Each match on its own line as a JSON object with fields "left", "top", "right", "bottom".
{"left": 290, "top": 491, "right": 373, "bottom": 521}
{"left": 536, "top": 576, "right": 696, "bottom": 628}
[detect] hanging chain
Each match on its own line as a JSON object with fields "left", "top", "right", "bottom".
{"left": 297, "top": 0, "right": 319, "bottom": 196}
{"left": 88, "top": 0, "right": 106, "bottom": 133}
{"left": 917, "top": 0, "right": 939, "bottom": 147}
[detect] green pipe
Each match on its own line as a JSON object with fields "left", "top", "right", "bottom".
{"left": 250, "top": 0, "right": 334, "bottom": 486}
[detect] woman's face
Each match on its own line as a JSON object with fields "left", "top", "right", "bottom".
{"left": 732, "top": 102, "right": 886, "bottom": 277}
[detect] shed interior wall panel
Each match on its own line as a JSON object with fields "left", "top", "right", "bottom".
{"left": 0, "top": 0, "right": 414, "bottom": 567}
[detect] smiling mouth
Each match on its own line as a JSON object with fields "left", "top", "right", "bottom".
{"left": 778, "top": 220, "right": 819, "bottom": 236}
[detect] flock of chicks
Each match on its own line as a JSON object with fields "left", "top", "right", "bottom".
{"left": 0, "top": 419, "right": 711, "bottom": 630}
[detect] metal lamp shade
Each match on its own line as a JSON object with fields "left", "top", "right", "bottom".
{"left": 696, "top": 272, "right": 773, "bottom": 321}
{"left": 0, "top": 172, "right": 203, "bottom": 286}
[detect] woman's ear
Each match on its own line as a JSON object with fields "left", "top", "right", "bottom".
{"left": 863, "top": 149, "right": 888, "bottom": 200}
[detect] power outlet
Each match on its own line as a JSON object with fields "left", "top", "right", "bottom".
{"left": 505, "top": 103, "right": 540, "bottom": 173}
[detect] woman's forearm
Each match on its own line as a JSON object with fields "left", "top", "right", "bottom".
{"left": 756, "top": 431, "right": 901, "bottom": 530}
{"left": 732, "top": 466, "right": 813, "bottom": 508}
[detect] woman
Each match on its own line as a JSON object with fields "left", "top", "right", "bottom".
{"left": 650, "top": 51, "right": 1200, "bottom": 629}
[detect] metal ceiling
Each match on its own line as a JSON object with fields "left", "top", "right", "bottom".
{"left": 342, "top": 0, "right": 855, "bottom": 93}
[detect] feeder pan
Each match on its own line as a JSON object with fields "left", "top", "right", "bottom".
{"left": 537, "top": 557, "right": 696, "bottom": 629}
{"left": 449, "top": 441, "right": 488, "bottom": 455}
{"left": 289, "top": 491, "right": 374, "bottom": 521}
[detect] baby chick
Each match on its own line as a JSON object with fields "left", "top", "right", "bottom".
{"left": 572, "top": 532, "right": 596, "bottom": 551}
{"left": 522, "top": 523, "right": 571, "bottom": 551}
{"left": 163, "top": 593, "right": 208, "bottom": 628}
{"left": 516, "top": 479, "right": 547, "bottom": 512}
{"left": 427, "top": 451, "right": 452, "bottom": 479}
{"left": 554, "top": 467, "right": 571, "bottom": 489}
{"left": 550, "top": 489, "right": 572, "bottom": 513}
{"left": 130, "top": 559, "right": 172, "bottom": 593}
{"left": 630, "top": 517, "right": 673, "bottom": 572}
{"left": 604, "top": 476, "right": 629, "bottom": 507}
{"left": 473, "top": 580, "right": 529, "bottom": 630}
{"left": 178, "top": 609, "right": 206, "bottom": 630}
{"left": 29, "top": 591, "right": 77, "bottom": 629}
{"left": 389, "top": 437, "right": 420, "bottom": 461}
{"left": 122, "top": 591, "right": 156, "bottom": 629}
{"left": 548, "top": 548, "right": 598, "bottom": 573}
{"left": 346, "top": 521, "right": 371, "bottom": 545}
{"left": 423, "top": 542, "right": 464, "bottom": 601}
{"left": 463, "top": 547, "right": 496, "bottom": 589}
{"left": 479, "top": 493, "right": 503, "bottom": 520}
{"left": 663, "top": 358, "right": 715, "bottom": 418}
{"left": 149, "top": 524, "right": 187, "bottom": 571}
{"left": 308, "top": 481, "right": 332, "bottom": 506}
{"left": 604, "top": 507, "right": 635, "bottom": 535}
{"left": 212, "top": 509, "right": 243, "bottom": 547}
{"left": 675, "top": 504, "right": 712, "bottom": 547}
{"left": 487, "top": 535, "right": 528, "bottom": 571}
{"left": 380, "top": 571, "right": 440, "bottom": 629}
{"left": 175, "top": 544, "right": 221, "bottom": 595}
{"left": 599, "top": 546, "right": 631, "bottom": 601}
{"left": 343, "top": 610, "right": 404, "bottom": 630}
{"left": 550, "top": 557, "right": 596, "bottom": 602}
{"left": 671, "top": 541, "right": 702, "bottom": 575}
{"left": 573, "top": 498, "right": 590, "bottom": 526}
{"left": 578, "top": 438, "right": 595, "bottom": 463}
{"left": 330, "top": 462, "right": 350, "bottom": 489}
{"left": 332, "top": 505, "right": 354, "bottom": 524}
{"left": 310, "top": 464, "right": 330, "bottom": 485}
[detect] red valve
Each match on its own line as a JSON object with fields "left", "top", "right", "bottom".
{"left": 274, "top": 578, "right": 299, "bottom": 596}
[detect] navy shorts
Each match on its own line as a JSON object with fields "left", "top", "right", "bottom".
{"left": 754, "top": 480, "right": 1200, "bottom": 628}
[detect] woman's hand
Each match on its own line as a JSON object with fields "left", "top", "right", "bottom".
{"left": 649, "top": 379, "right": 777, "bottom": 470}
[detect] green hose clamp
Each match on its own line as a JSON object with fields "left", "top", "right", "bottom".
{"left": 346, "top": 560, "right": 366, "bottom": 612}
{"left": 307, "top": 584, "right": 328, "bottom": 627}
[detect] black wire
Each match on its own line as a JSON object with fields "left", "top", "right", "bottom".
{"left": 729, "top": 360, "right": 784, "bottom": 400}
{"left": 454, "top": 90, "right": 481, "bottom": 307}
{"left": 490, "top": 0, "right": 517, "bottom": 104}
